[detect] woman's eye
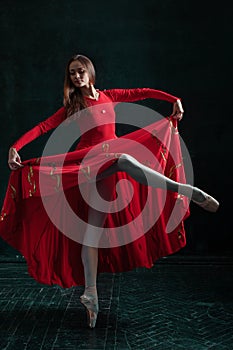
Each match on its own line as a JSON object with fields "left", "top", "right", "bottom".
{"left": 69, "top": 69, "right": 85, "bottom": 75}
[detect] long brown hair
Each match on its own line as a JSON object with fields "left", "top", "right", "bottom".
{"left": 63, "top": 54, "right": 96, "bottom": 117}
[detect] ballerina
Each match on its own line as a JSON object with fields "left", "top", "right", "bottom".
{"left": 6, "top": 54, "right": 219, "bottom": 328}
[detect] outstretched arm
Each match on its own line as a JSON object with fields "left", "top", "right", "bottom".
{"left": 103, "top": 88, "right": 179, "bottom": 103}
{"left": 8, "top": 106, "right": 66, "bottom": 170}
{"left": 103, "top": 88, "right": 184, "bottom": 120}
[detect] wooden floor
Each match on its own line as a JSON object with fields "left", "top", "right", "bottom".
{"left": 0, "top": 259, "right": 233, "bottom": 350}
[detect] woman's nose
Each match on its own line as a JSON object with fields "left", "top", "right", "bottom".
{"left": 75, "top": 72, "right": 80, "bottom": 78}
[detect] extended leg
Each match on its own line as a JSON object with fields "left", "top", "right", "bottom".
{"left": 97, "top": 154, "right": 204, "bottom": 201}
{"left": 96, "top": 154, "right": 219, "bottom": 212}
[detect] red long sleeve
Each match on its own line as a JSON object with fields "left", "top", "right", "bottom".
{"left": 12, "top": 107, "right": 66, "bottom": 151}
{"left": 103, "top": 88, "right": 179, "bottom": 104}
{"left": 11, "top": 89, "right": 179, "bottom": 152}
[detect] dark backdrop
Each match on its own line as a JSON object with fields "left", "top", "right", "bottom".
{"left": 0, "top": 1, "right": 232, "bottom": 258}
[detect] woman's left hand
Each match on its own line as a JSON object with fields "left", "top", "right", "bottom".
{"left": 172, "top": 99, "right": 184, "bottom": 121}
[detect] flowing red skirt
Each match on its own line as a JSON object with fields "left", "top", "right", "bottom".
{"left": 0, "top": 117, "right": 190, "bottom": 288}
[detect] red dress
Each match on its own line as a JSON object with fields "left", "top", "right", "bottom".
{"left": 0, "top": 88, "right": 190, "bottom": 288}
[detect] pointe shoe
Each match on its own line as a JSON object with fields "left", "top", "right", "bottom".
{"left": 192, "top": 189, "right": 219, "bottom": 213}
{"left": 80, "top": 294, "right": 99, "bottom": 328}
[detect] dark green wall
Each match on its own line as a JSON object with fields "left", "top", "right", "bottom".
{"left": 0, "top": 1, "right": 231, "bottom": 257}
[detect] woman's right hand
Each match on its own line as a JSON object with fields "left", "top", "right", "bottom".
{"left": 8, "top": 147, "right": 24, "bottom": 170}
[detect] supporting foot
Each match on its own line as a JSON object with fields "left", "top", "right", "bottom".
{"left": 80, "top": 294, "right": 99, "bottom": 328}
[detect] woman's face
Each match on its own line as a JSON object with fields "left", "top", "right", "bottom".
{"left": 69, "top": 60, "right": 91, "bottom": 88}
